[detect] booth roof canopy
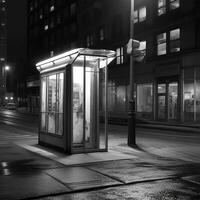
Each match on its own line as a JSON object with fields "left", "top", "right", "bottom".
{"left": 36, "top": 48, "right": 116, "bottom": 73}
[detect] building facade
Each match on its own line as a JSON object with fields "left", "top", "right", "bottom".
{"left": 28, "top": 0, "right": 200, "bottom": 124}
{"left": 134, "top": 0, "right": 200, "bottom": 123}
{"left": 0, "top": 0, "right": 7, "bottom": 104}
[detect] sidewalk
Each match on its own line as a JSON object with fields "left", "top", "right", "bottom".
{"left": 1, "top": 138, "right": 200, "bottom": 200}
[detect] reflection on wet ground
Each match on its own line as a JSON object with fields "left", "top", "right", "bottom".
{"left": 36, "top": 179, "right": 200, "bottom": 200}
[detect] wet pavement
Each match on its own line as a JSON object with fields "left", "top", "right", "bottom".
{"left": 35, "top": 179, "right": 200, "bottom": 200}
{"left": 0, "top": 113, "right": 200, "bottom": 200}
{"left": 1, "top": 141, "right": 200, "bottom": 200}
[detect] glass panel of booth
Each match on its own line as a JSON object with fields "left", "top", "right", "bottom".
{"left": 72, "top": 55, "right": 107, "bottom": 151}
{"left": 40, "top": 72, "right": 64, "bottom": 135}
{"left": 47, "top": 74, "right": 57, "bottom": 134}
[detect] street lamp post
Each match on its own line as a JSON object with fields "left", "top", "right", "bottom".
{"left": 128, "top": 0, "right": 136, "bottom": 146}
{"left": 4, "top": 65, "right": 10, "bottom": 92}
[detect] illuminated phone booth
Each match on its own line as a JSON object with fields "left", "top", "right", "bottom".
{"left": 36, "top": 48, "right": 115, "bottom": 154}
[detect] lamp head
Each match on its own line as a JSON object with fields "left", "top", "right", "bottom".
{"left": 5, "top": 66, "right": 10, "bottom": 71}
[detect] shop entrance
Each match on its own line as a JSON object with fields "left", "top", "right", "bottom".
{"left": 156, "top": 78, "right": 179, "bottom": 121}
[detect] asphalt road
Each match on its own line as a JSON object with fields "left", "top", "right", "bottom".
{"left": 0, "top": 108, "right": 199, "bottom": 163}
{"left": 0, "top": 109, "right": 200, "bottom": 200}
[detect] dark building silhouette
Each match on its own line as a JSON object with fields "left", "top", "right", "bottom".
{"left": 28, "top": 0, "right": 200, "bottom": 124}
{"left": 0, "top": 0, "right": 27, "bottom": 106}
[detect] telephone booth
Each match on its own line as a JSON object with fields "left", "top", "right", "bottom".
{"left": 36, "top": 48, "right": 115, "bottom": 154}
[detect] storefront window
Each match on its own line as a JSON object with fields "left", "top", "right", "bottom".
{"left": 196, "top": 68, "right": 200, "bottom": 121}
{"left": 137, "top": 84, "right": 153, "bottom": 118}
{"left": 184, "top": 68, "right": 194, "bottom": 122}
{"left": 116, "top": 85, "right": 126, "bottom": 112}
{"left": 107, "top": 81, "right": 116, "bottom": 113}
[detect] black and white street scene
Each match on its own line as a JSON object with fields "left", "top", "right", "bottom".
{"left": 0, "top": 0, "right": 200, "bottom": 199}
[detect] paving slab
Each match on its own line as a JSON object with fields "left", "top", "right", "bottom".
{"left": 19, "top": 142, "right": 138, "bottom": 165}
{"left": 45, "top": 167, "right": 122, "bottom": 191}
{"left": 0, "top": 173, "right": 70, "bottom": 200}
{"left": 182, "top": 175, "right": 200, "bottom": 185}
{"left": 35, "top": 179, "right": 200, "bottom": 200}
{"left": 87, "top": 159, "right": 176, "bottom": 184}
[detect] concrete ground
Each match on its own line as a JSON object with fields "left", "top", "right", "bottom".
{"left": 0, "top": 120, "right": 200, "bottom": 200}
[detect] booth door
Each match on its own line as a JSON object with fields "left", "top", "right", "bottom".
{"left": 72, "top": 63, "right": 106, "bottom": 152}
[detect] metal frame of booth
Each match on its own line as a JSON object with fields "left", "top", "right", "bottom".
{"left": 36, "top": 48, "right": 115, "bottom": 154}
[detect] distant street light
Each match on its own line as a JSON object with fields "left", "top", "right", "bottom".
{"left": 4, "top": 65, "right": 11, "bottom": 92}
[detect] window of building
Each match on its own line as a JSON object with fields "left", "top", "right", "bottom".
{"left": 50, "top": 5, "right": 55, "bottom": 12}
{"left": 134, "top": 7, "right": 146, "bottom": 23}
{"left": 0, "top": 57, "right": 5, "bottom": 61}
{"left": 139, "top": 41, "right": 147, "bottom": 56}
{"left": 50, "top": 20, "right": 54, "bottom": 28}
{"left": 99, "top": 28, "right": 105, "bottom": 41}
{"left": 86, "top": 34, "right": 93, "bottom": 47}
{"left": 70, "top": 22, "right": 76, "bottom": 33}
{"left": 44, "top": 20, "right": 49, "bottom": 30}
{"left": 70, "top": 2, "right": 77, "bottom": 17}
{"left": 30, "top": 2, "right": 34, "bottom": 12}
{"left": 39, "top": 9, "right": 43, "bottom": 19}
{"left": 1, "top": 7, "right": 5, "bottom": 11}
{"left": 56, "top": 13, "right": 61, "bottom": 24}
{"left": 170, "top": 0, "right": 180, "bottom": 10}
{"left": 170, "top": 28, "right": 180, "bottom": 52}
{"left": 158, "top": 0, "right": 166, "bottom": 16}
{"left": 134, "top": 10, "right": 138, "bottom": 23}
{"left": 184, "top": 68, "right": 194, "bottom": 122}
{"left": 116, "top": 47, "right": 124, "bottom": 64}
{"left": 137, "top": 83, "right": 153, "bottom": 113}
{"left": 34, "top": 0, "right": 38, "bottom": 8}
{"left": 157, "top": 32, "right": 166, "bottom": 55}
{"left": 50, "top": 0, "right": 55, "bottom": 12}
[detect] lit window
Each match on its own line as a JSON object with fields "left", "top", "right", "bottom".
{"left": 30, "top": 2, "right": 34, "bottom": 12}
{"left": 170, "top": 0, "right": 180, "bottom": 10}
{"left": 134, "top": 7, "right": 146, "bottom": 23}
{"left": 39, "top": 9, "right": 43, "bottom": 19}
{"left": 1, "top": 23, "right": 5, "bottom": 26}
{"left": 158, "top": 0, "right": 166, "bottom": 16}
{"left": 139, "top": 41, "right": 146, "bottom": 56}
{"left": 139, "top": 7, "right": 146, "bottom": 22}
{"left": 44, "top": 24, "right": 48, "bottom": 30}
{"left": 0, "top": 58, "right": 5, "bottom": 61}
{"left": 170, "top": 28, "right": 180, "bottom": 52}
{"left": 134, "top": 10, "right": 138, "bottom": 23}
{"left": 86, "top": 34, "right": 93, "bottom": 47}
{"left": 116, "top": 47, "right": 124, "bottom": 65}
{"left": 50, "top": 18, "right": 54, "bottom": 28}
{"left": 1, "top": 7, "right": 5, "bottom": 11}
{"left": 70, "top": 3, "right": 76, "bottom": 16}
{"left": 50, "top": 5, "right": 54, "bottom": 12}
{"left": 99, "top": 28, "right": 105, "bottom": 41}
{"left": 157, "top": 32, "right": 166, "bottom": 55}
